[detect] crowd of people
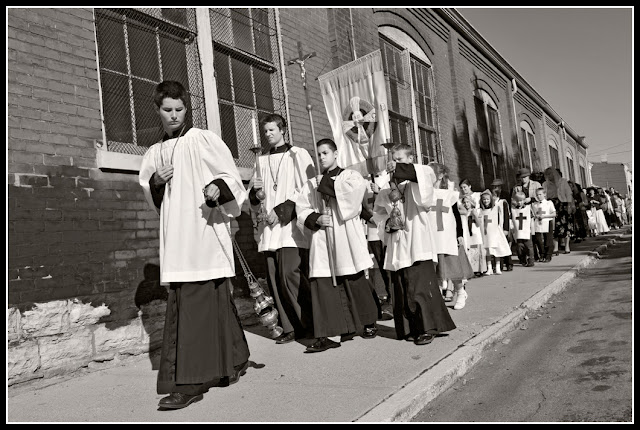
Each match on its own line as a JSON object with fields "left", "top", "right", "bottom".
{"left": 139, "top": 80, "right": 631, "bottom": 410}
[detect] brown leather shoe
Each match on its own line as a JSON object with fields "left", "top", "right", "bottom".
{"left": 158, "top": 392, "right": 203, "bottom": 410}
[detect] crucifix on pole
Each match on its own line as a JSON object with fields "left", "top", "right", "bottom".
{"left": 287, "top": 41, "right": 338, "bottom": 287}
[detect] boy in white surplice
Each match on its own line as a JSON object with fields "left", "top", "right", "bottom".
{"left": 296, "top": 139, "right": 379, "bottom": 353}
{"left": 139, "top": 81, "right": 249, "bottom": 410}
{"left": 249, "top": 114, "right": 315, "bottom": 345}
{"left": 372, "top": 144, "right": 456, "bottom": 346}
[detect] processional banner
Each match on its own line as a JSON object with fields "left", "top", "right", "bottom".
{"left": 317, "top": 50, "right": 389, "bottom": 177}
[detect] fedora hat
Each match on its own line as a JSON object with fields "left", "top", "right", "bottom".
{"left": 490, "top": 178, "right": 504, "bottom": 187}
{"left": 516, "top": 167, "right": 531, "bottom": 179}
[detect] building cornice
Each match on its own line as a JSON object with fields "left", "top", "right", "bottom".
{"left": 433, "top": 7, "right": 588, "bottom": 150}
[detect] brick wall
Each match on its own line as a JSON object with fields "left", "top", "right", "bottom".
{"left": 7, "top": 8, "right": 262, "bottom": 384}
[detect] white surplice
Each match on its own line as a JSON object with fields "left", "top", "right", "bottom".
{"left": 252, "top": 146, "right": 315, "bottom": 252}
{"left": 372, "top": 164, "right": 437, "bottom": 271}
{"left": 139, "top": 128, "right": 246, "bottom": 284}
{"left": 296, "top": 169, "right": 373, "bottom": 278}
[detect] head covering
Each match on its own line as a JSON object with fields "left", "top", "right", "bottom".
{"left": 480, "top": 189, "right": 495, "bottom": 209}
{"left": 490, "top": 178, "right": 504, "bottom": 187}
{"left": 516, "top": 167, "right": 531, "bottom": 179}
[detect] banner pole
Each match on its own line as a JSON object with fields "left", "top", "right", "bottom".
{"left": 288, "top": 42, "right": 338, "bottom": 287}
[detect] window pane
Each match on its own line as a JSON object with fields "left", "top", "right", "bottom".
{"left": 230, "top": 8, "right": 253, "bottom": 53}
{"left": 161, "top": 8, "right": 187, "bottom": 26}
{"left": 95, "top": 14, "right": 127, "bottom": 73}
{"left": 231, "top": 58, "right": 254, "bottom": 107}
{"left": 425, "top": 97, "right": 433, "bottom": 127}
{"left": 487, "top": 106, "right": 502, "bottom": 156}
{"left": 219, "top": 103, "right": 238, "bottom": 158}
{"left": 254, "top": 67, "right": 274, "bottom": 111}
{"left": 160, "top": 36, "right": 189, "bottom": 83}
{"left": 132, "top": 78, "right": 163, "bottom": 148}
{"left": 252, "top": 8, "right": 272, "bottom": 62}
{"left": 214, "top": 51, "right": 233, "bottom": 102}
{"left": 389, "top": 80, "right": 400, "bottom": 113}
{"left": 481, "top": 149, "right": 493, "bottom": 188}
{"left": 127, "top": 23, "right": 160, "bottom": 82}
{"left": 101, "top": 72, "right": 133, "bottom": 143}
{"left": 475, "top": 97, "right": 490, "bottom": 151}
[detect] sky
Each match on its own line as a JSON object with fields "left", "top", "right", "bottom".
{"left": 456, "top": 7, "right": 633, "bottom": 169}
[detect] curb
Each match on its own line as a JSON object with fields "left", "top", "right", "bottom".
{"left": 356, "top": 229, "right": 630, "bottom": 422}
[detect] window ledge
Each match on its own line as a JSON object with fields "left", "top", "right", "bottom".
{"left": 96, "top": 148, "right": 143, "bottom": 172}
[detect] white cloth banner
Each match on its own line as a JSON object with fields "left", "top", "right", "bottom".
{"left": 318, "top": 50, "right": 389, "bottom": 177}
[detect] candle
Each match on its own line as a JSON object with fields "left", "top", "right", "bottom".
{"left": 251, "top": 113, "right": 258, "bottom": 148}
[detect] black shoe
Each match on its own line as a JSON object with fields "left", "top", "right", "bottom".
{"left": 158, "top": 392, "right": 203, "bottom": 410}
{"left": 380, "top": 310, "right": 394, "bottom": 321}
{"left": 340, "top": 332, "right": 356, "bottom": 342}
{"left": 305, "top": 337, "right": 341, "bottom": 353}
{"left": 362, "top": 325, "right": 378, "bottom": 339}
{"left": 524, "top": 261, "right": 535, "bottom": 267}
{"left": 275, "top": 332, "right": 295, "bottom": 344}
{"left": 414, "top": 333, "right": 436, "bottom": 345}
{"left": 504, "top": 266, "right": 513, "bottom": 272}
{"left": 219, "top": 360, "right": 249, "bottom": 387}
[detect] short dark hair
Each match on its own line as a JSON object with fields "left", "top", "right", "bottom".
{"left": 316, "top": 138, "right": 337, "bottom": 151}
{"left": 391, "top": 143, "right": 414, "bottom": 157}
{"left": 153, "top": 80, "right": 188, "bottom": 108}
{"left": 260, "top": 113, "right": 286, "bottom": 131}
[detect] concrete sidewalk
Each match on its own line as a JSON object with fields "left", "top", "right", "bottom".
{"left": 7, "top": 226, "right": 631, "bottom": 423}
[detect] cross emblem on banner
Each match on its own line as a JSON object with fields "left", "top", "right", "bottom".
{"left": 429, "top": 198, "right": 449, "bottom": 231}
{"left": 516, "top": 211, "right": 527, "bottom": 230}
{"left": 535, "top": 206, "right": 546, "bottom": 223}
{"left": 483, "top": 214, "right": 492, "bottom": 233}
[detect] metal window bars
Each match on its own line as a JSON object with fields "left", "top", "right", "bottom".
{"left": 94, "top": 8, "right": 206, "bottom": 155}
{"left": 208, "top": 8, "right": 288, "bottom": 168}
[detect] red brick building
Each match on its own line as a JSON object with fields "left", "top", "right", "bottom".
{"left": 7, "top": 7, "right": 591, "bottom": 384}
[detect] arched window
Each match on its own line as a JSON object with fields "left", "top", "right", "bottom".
{"left": 379, "top": 27, "right": 440, "bottom": 164}
{"left": 519, "top": 120, "right": 535, "bottom": 170}
{"left": 474, "top": 89, "right": 504, "bottom": 188}
{"left": 548, "top": 138, "right": 560, "bottom": 171}
{"left": 565, "top": 150, "right": 575, "bottom": 182}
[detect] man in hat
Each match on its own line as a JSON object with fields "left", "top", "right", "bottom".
{"left": 511, "top": 167, "right": 542, "bottom": 261}
{"left": 511, "top": 167, "right": 542, "bottom": 206}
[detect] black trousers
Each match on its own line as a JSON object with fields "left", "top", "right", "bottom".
{"left": 534, "top": 231, "right": 554, "bottom": 260}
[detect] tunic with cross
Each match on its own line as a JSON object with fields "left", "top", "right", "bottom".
{"left": 427, "top": 185, "right": 460, "bottom": 256}
{"left": 511, "top": 206, "right": 534, "bottom": 240}
{"left": 532, "top": 199, "right": 555, "bottom": 233}
{"left": 478, "top": 204, "right": 511, "bottom": 257}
